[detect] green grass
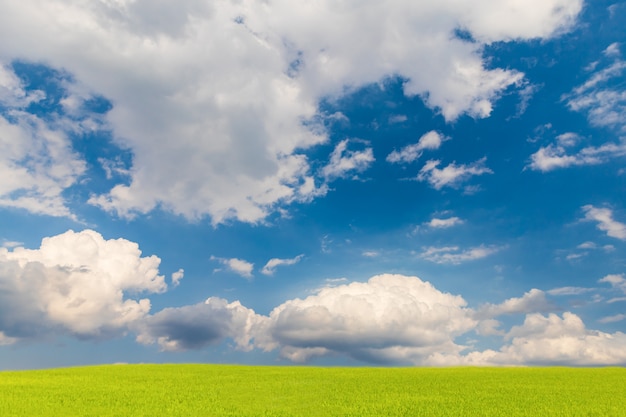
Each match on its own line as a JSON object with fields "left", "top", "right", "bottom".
{"left": 1, "top": 365, "right": 625, "bottom": 416}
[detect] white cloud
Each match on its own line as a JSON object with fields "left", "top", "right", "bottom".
{"left": 386, "top": 130, "right": 446, "bottom": 164}
{"left": 171, "top": 269, "right": 184, "bottom": 287}
{"left": 255, "top": 274, "right": 476, "bottom": 364}
{"left": 0, "top": 0, "right": 582, "bottom": 223}
{"left": 598, "top": 314, "right": 626, "bottom": 324}
{"left": 261, "top": 254, "right": 303, "bottom": 275}
{"left": 0, "top": 230, "right": 167, "bottom": 342}
{"left": 566, "top": 48, "right": 626, "bottom": 132}
{"left": 211, "top": 256, "right": 254, "bottom": 279}
{"left": 0, "top": 109, "right": 87, "bottom": 218}
{"left": 321, "top": 140, "right": 374, "bottom": 180}
{"left": 547, "top": 286, "right": 595, "bottom": 296}
{"left": 476, "top": 289, "right": 553, "bottom": 319}
{"left": 417, "top": 158, "right": 493, "bottom": 190}
{"left": 582, "top": 205, "right": 626, "bottom": 240}
{"left": 452, "top": 313, "right": 626, "bottom": 366}
{"left": 426, "top": 216, "right": 464, "bottom": 229}
{"left": 599, "top": 274, "right": 626, "bottom": 294}
{"left": 419, "top": 245, "right": 500, "bottom": 264}
{"left": 528, "top": 142, "right": 626, "bottom": 172}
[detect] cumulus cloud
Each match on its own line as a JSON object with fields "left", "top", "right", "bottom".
{"left": 261, "top": 255, "right": 303, "bottom": 276}
{"left": 0, "top": 0, "right": 582, "bottom": 223}
{"left": 255, "top": 274, "right": 476, "bottom": 364}
{"left": 321, "top": 140, "right": 374, "bottom": 180}
{"left": 211, "top": 256, "right": 254, "bottom": 279}
{"left": 135, "top": 297, "right": 261, "bottom": 351}
{"left": 582, "top": 205, "right": 626, "bottom": 240}
{"left": 419, "top": 245, "right": 500, "bottom": 264}
{"left": 386, "top": 131, "right": 446, "bottom": 164}
{"left": 417, "top": 158, "right": 493, "bottom": 190}
{"left": 453, "top": 313, "right": 626, "bottom": 366}
{"left": 0, "top": 230, "right": 167, "bottom": 343}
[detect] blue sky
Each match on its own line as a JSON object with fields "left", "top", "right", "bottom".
{"left": 1, "top": 0, "right": 625, "bottom": 369}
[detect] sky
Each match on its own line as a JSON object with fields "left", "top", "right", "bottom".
{"left": 0, "top": 0, "right": 625, "bottom": 369}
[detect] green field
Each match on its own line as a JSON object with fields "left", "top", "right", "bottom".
{"left": 1, "top": 365, "right": 625, "bottom": 416}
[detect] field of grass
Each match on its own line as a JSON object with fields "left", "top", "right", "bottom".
{"left": 1, "top": 365, "right": 625, "bottom": 416}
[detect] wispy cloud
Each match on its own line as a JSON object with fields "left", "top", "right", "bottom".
{"left": 419, "top": 245, "right": 500, "bottom": 264}
{"left": 565, "top": 44, "right": 626, "bottom": 132}
{"left": 417, "top": 158, "right": 493, "bottom": 190}
{"left": 386, "top": 131, "right": 446, "bottom": 164}
{"left": 426, "top": 216, "right": 464, "bottom": 229}
{"left": 582, "top": 205, "right": 626, "bottom": 240}
{"left": 261, "top": 255, "right": 304, "bottom": 275}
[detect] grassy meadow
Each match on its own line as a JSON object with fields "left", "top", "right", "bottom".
{"left": 1, "top": 365, "right": 625, "bottom": 416}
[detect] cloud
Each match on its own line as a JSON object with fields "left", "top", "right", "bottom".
{"left": 0, "top": 64, "right": 90, "bottom": 218}
{"left": 0, "top": 0, "right": 582, "bottom": 223}
{"left": 417, "top": 158, "right": 493, "bottom": 190}
{"left": 547, "top": 286, "right": 595, "bottom": 296}
{"left": 211, "top": 256, "right": 254, "bottom": 279}
{"left": 171, "top": 269, "right": 184, "bottom": 287}
{"left": 255, "top": 274, "right": 476, "bottom": 364}
{"left": 135, "top": 297, "right": 261, "bottom": 351}
{"left": 0, "top": 230, "right": 167, "bottom": 343}
{"left": 426, "top": 216, "right": 464, "bottom": 229}
{"left": 386, "top": 131, "right": 446, "bottom": 164}
{"left": 261, "top": 255, "right": 303, "bottom": 275}
{"left": 565, "top": 47, "right": 626, "bottom": 132}
{"left": 528, "top": 141, "right": 626, "bottom": 172}
{"left": 476, "top": 289, "right": 554, "bottom": 319}
{"left": 598, "top": 314, "right": 626, "bottom": 324}
{"left": 599, "top": 274, "right": 626, "bottom": 294}
{"left": 582, "top": 205, "right": 626, "bottom": 240}
{"left": 452, "top": 313, "right": 626, "bottom": 366}
{"left": 419, "top": 245, "right": 500, "bottom": 264}
{"left": 321, "top": 140, "right": 374, "bottom": 180}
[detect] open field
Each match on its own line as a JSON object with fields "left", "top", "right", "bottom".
{"left": 1, "top": 365, "right": 625, "bottom": 416}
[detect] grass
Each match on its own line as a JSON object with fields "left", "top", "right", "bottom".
{"left": 1, "top": 365, "right": 625, "bottom": 416}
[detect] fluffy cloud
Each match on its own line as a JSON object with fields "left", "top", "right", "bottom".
{"left": 0, "top": 0, "right": 582, "bottom": 223}
{"left": 456, "top": 313, "right": 626, "bottom": 366}
{"left": 255, "top": 274, "right": 476, "bottom": 364}
{"left": 135, "top": 297, "right": 261, "bottom": 351}
{"left": 419, "top": 245, "right": 500, "bottom": 264}
{"left": 211, "top": 256, "right": 254, "bottom": 279}
{"left": 0, "top": 64, "right": 88, "bottom": 218}
{"left": 386, "top": 131, "right": 446, "bottom": 164}
{"left": 261, "top": 255, "right": 303, "bottom": 276}
{"left": 582, "top": 205, "right": 626, "bottom": 240}
{"left": 0, "top": 230, "right": 167, "bottom": 342}
{"left": 417, "top": 158, "right": 493, "bottom": 190}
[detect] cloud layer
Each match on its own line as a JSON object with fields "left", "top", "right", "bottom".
{"left": 1, "top": 231, "right": 624, "bottom": 366}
